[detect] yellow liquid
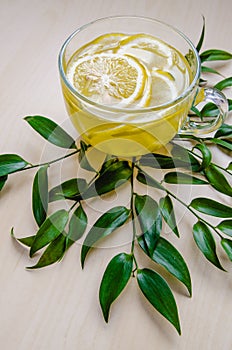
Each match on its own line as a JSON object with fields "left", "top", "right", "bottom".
{"left": 62, "top": 33, "right": 195, "bottom": 156}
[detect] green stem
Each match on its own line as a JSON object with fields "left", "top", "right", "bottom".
{"left": 130, "top": 158, "right": 136, "bottom": 254}
{"left": 20, "top": 149, "right": 80, "bottom": 172}
{"left": 130, "top": 158, "right": 139, "bottom": 272}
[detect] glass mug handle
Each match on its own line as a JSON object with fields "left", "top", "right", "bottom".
{"left": 178, "top": 87, "right": 228, "bottom": 136}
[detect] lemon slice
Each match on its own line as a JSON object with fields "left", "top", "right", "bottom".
{"left": 150, "top": 69, "right": 178, "bottom": 105}
{"left": 67, "top": 53, "right": 148, "bottom": 107}
{"left": 77, "top": 33, "right": 128, "bottom": 57}
{"left": 118, "top": 34, "right": 174, "bottom": 69}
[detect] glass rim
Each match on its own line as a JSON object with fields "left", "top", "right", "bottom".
{"left": 58, "top": 15, "right": 201, "bottom": 114}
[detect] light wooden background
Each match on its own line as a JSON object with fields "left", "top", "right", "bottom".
{"left": 0, "top": 1, "right": 231, "bottom": 349}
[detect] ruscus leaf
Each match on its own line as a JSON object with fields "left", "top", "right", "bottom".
{"left": 192, "top": 143, "right": 212, "bottom": 171}
{"left": 201, "top": 66, "right": 221, "bottom": 76}
{"left": 190, "top": 198, "right": 232, "bottom": 218}
{"left": 66, "top": 204, "right": 88, "bottom": 249}
{"left": 210, "top": 139, "right": 232, "bottom": 151}
{"left": 228, "top": 162, "right": 232, "bottom": 171}
{"left": 138, "top": 236, "right": 191, "bottom": 295}
{"left": 139, "top": 152, "right": 194, "bottom": 170}
{"left": 78, "top": 140, "right": 96, "bottom": 172}
{"left": 204, "top": 164, "right": 232, "bottom": 197}
{"left": 217, "top": 220, "right": 232, "bottom": 237}
{"left": 49, "top": 178, "right": 88, "bottom": 202}
{"left": 196, "top": 15, "right": 205, "bottom": 52}
{"left": 193, "top": 221, "right": 225, "bottom": 270}
{"left": 99, "top": 253, "right": 133, "bottom": 322}
{"left": 135, "top": 194, "right": 162, "bottom": 256}
{"left": 214, "top": 77, "right": 232, "bottom": 91}
{"left": 200, "top": 102, "right": 219, "bottom": 118}
{"left": 32, "top": 165, "right": 49, "bottom": 227}
{"left": 214, "top": 123, "right": 232, "bottom": 138}
{"left": 164, "top": 171, "right": 208, "bottom": 185}
{"left": 11, "top": 228, "right": 35, "bottom": 248}
{"left": 136, "top": 169, "right": 165, "bottom": 191}
{"left": 30, "top": 209, "right": 69, "bottom": 257}
{"left": 221, "top": 239, "right": 232, "bottom": 261}
{"left": 200, "top": 49, "right": 232, "bottom": 62}
{"left": 83, "top": 161, "right": 132, "bottom": 199}
{"left": 159, "top": 196, "right": 180, "bottom": 237}
{"left": 27, "top": 234, "right": 66, "bottom": 269}
{"left": 170, "top": 143, "right": 200, "bottom": 171}
{"left": 81, "top": 206, "right": 130, "bottom": 267}
{"left": 0, "top": 175, "right": 8, "bottom": 191}
{"left": 0, "top": 154, "right": 28, "bottom": 176}
{"left": 25, "top": 116, "right": 77, "bottom": 149}
{"left": 137, "top": 268, "right": 181, "bottom": 335}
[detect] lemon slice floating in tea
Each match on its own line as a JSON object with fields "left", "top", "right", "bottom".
{"left": 150, "top": 69, "right": 178, "bottom": 105}
{"left": 67, "top": 53, "right": 150, "bottom": 107}
{"left": 118, "top": 33, "right": 174, "bottom": 69}
{"left": 66, "top": 32, "right": 191, "bottom": 108}
{"left": 76, "top": 33, "right": 128, "bottom": 57}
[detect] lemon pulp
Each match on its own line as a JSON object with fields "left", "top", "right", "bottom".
{"left": 62, "top": 33, "right": 194, "bottom": 156}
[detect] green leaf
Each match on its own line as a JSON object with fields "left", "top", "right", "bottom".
{"left": 30, "top": 209, "right": 69, "bottom": 257}
{"left": 190, "top": 198, "right": 232, "bottom": 218}
{"left": 99, "top": 253, "right": 133, "bottom": 322}
{"left": 81, "top": 206, "right": 130, "bottom": 267}
{"left": 11, "top": 228, "right": 35, "bottom": 247}
{"left": 214, "top": 77, "right": 232, "bottom": 91}
{"left": 193, "top": 221, "right": 224, "bottom": 270}
{"left": 0, "top": 175, "right": 8, "bottom": 191}
{"left": 221, "top": 239, "right": 232, "bottom": 261}
{"left": 83, "top": 161, "right": 132, "bottom": 199}
{"left": 201, "top": 66, "right": 222, "bottom": 76}
{"left": 159, "top": 196, "right": 179, "bottom": 237}
{"left": 214, "top": 123, "right": 232, "bottom": 138}
{"left": 227, "top": 162, "right": 232, "bottom": 171}
{"left": 170, "top": 143, "right": 200, "bottom": 171}
{"left": 192, "top": 143, "right": 212, "bottom": 171}
{"left": 204, "top": 164, "right": 232, "bottom": 197}
{"left": 66, "top": 204, "right": 88, "bottom": 249}
{"left": 49, "top": 178, "right": 88, "bottom": 202}
{"left": 137, "top": 268, "right": 181, "bottom": 335}
{"left": 229, "top": 99, "right": 232, "bottom": 111}
{"left": 136, "top": 169, "right": 165, "bottom": 191}
{"left": 191, "top": 106, "right": 202, "bottom": 118}
{"left": 98, "top": 156, "right": 119, "bottom": 175}
{"left": 32, "top": 165, "right": 49, "bottom": 227}
{"left": 210, "top": 138, "right": 232, "bottom": 151}
{"left": 27, "top": 234, "right": 66, "bottom": 269}
{"left": 196, "top": 16, "right": 205, "bottom": 52}
{"left": 139, "top": 153, "right": 186, "bottom": 169}
{"left": 200, "top": 102, "right": 219, "bottom": 118}
{"left": 164, "top": 171, "right": 208, "bottom": 185}
{"left": 217, "top": 220, "right": 232, "bottom": 237}
{"left": 138, "top": 236, "right": 191, "bottom": 295}
{"left": 0, "top": 154, "right": 28, "bottom": 176}
{"left": 135, "top": 194, "right": 162, "bottom": 256}
{"left": 78, "top": 140, "right": 96, "bottom": 172}
{"left": 200, "top": 49, "right": 232, "bottom": 62}
{"left": 25, "top": 116, "right": 77, "bottom": 149}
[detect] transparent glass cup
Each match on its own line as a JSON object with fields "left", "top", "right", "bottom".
{"left": 58, "top": 16, "right": 228, "bottom": 157}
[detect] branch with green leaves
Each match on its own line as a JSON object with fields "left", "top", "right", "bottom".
{"left": 1, "top": 19, "right": 232, "bottom": 335}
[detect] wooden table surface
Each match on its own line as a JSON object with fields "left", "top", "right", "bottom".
{"left": 0, "top": 0, "right": 231, "bottom": 349}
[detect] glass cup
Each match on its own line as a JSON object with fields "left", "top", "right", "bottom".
{"left": 58, "top": 16, "right": 228, "bottom": 157}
